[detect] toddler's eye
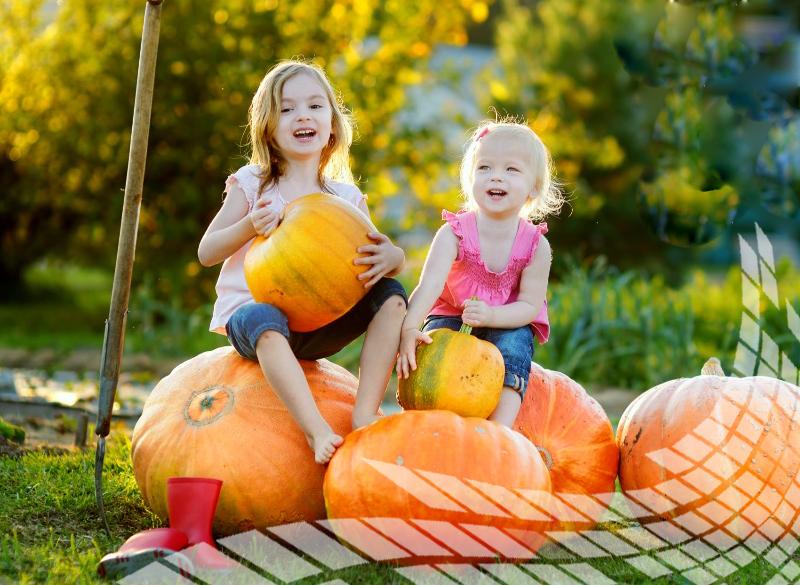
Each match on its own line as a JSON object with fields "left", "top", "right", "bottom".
{"left": 310, "top": 104, "right": 323, "bottom": 109}
{"left": 477, "top": 165, "right": 490, "bottom": 171}
{"left": 281, "top": 107, "right": 293, "bottom": 113}
{"left": 507, "top": 166, "right": 520, "bottom": 173}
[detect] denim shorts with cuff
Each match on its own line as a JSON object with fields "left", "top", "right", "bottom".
{"left": 226, "top": 277, "right": 407, "bottom": 361}
{"left": 422, "top": 315, "right": 534, "bottom": 398}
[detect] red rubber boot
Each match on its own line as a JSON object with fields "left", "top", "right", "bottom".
{"left": 97, "top": 528, "right": 192, "bottom": 579}
{"left": 166, "top": 477, "right": 235, "bottom": 570}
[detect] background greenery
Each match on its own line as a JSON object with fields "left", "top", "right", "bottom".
{"left": 1, "top": 3, "right": 800, "bottom": 583}
{"left": 1, "top": 0, "right": 799, "bottom": 388}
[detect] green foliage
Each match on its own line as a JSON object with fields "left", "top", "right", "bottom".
{"left": 489, "top": 0, "right": 797, "bottom": 266}
{"left": 0, "top": 417, "right": 25, "bottom": 444}
{"left": 0, "top": 0, "right": 485, "bottom": 302}
{"left": 539, "top": 258, "right": 698, "bottom": 390}
{"left": 538, "top": 256, "right": 800, "bottom": 390}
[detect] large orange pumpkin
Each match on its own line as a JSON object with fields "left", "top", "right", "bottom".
{"left": 323, "top": 410, "right": 552, "bottom": 561}
{"left": 397, "top": 327, "right": 504, "bottom": 418}
{"left": 131, "top": 346, "right": 358, "bottom": 535}
{"left": 243, "top": 193, "right": 374, "bottom": 332}
{"left": 513, "top": 362, "right": 619, "bottom": 532}
{"left": 617, "top": 358, "right": 800, "bottom": 544}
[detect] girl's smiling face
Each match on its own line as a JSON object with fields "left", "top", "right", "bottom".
{"left": 275, "top": 73, "right": 333, "bottom": 162}
{"left": 471, "top": 134, "right": 537, "bottom": 218}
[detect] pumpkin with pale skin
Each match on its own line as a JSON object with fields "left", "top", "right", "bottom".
{"left": 513, "top": 362, "right": 619, "bottom": 532}
{"left": 396, "top": 325, "right": 504, "bottom": 419}
{"left": 131, "top": 346, "right": 358, "bottom": 535}
{"left": 617, "top": 358, "right": 800, "bottom": 543}
{"left": 243, "top": 193, "right": 375, "bottom": 332}
{"left": 323, "top": 410, "right": 553, "bottom": 560}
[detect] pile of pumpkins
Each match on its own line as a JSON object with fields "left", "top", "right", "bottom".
{"left": 131, "top": 194, "right": 800, "bottom": 559}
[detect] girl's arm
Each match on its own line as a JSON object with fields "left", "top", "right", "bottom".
{"left": 396, "top": 225, "right": 458, "bottom": 378}
{"left": 198, "top": 183, "right": 277, "bottom": 267}
{"left": 462, "top": 236, "right": 552, "bottom": 329}
{"left": 354, "top": 197, "right": 405, "bottom": 286}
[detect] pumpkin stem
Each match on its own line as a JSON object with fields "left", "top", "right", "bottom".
{"left": 459, "top": 296, "right": 480, "bottom": 336}
{"left": 701, "top": 357, "right": 725, "bottom": 377}
{"left": 536, "top": 445, "right": 554, "bottom": 470}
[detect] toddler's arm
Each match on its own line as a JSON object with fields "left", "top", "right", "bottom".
{"left": 198, "top": 182, "right": 278, "bottom": 267}
{"left": 396, "top": 225, "right": 458, "bottom": 377}
{"left": 465, "top": 236, "right": 552, "bottom": 329}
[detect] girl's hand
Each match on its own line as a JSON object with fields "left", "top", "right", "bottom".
{"left": 396, "top": 327, "right": 433, "bottom": 379}
{"left": 462, "top": 298, "right": 493, "bottom": 328}
{"left": 354, "top": 232, "right": 404, "bottom": 288}
{"left": 249, "top": 198, "right": 281, "bottom": 237}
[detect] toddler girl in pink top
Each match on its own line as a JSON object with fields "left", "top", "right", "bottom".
{"left": 397, "top": 120, "right": 564, "bottom": 426}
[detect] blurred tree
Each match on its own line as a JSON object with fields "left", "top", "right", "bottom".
{"left": 486, "top": 0, "right": 795, "bottom": 278}
{"left": 0, "top": 0, "right": 487, "bottom": 303}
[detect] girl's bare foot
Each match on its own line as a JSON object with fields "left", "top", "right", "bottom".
{"left": 307, "top": 432, "right": 343, "bottom": 464}
{"left": 352, "top": 412, "right": 382, "bottom": 430}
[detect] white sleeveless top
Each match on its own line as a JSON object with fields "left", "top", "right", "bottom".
{"left": 209, "top": 164, "right": 367, "bottom": 334}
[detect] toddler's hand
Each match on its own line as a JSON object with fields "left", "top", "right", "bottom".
{"left": 354, "top": 232, "right": 403, "bottom": 288}
{"left": 249, "top": 197, "right": 281, "bottom": 236}
{"left": 396, "top": 328, "right": 433, "bottom": 379}
{"left": 462, "top": 298, "right": 493, "bottom": 328}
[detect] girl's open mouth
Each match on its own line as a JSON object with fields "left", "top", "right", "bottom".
{"left": 293, "top": 128, "right": 317, "bottom": 142}
{"left": 487, "top": 188, "right": 507, "bottom": 200}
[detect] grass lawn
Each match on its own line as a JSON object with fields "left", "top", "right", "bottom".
{"left": 0, "top": 427, "right": 790, "bottom": 584}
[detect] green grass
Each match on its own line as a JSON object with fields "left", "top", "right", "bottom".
{"left": 0, "top": 429, "right": 158, "bottom": 584}
{"left": 0, "top": 432, "right": 792, "bottom": 584}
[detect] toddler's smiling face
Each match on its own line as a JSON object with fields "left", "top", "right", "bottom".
{"left": 471, "top": 133, "right": 537, "bottom": 218}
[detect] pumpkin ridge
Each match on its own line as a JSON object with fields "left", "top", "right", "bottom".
{"left": 290, "top": 207, "right": 343, "bottom": 311}
{"left": 275, "top": 228, "right": 321, "bottom": 313}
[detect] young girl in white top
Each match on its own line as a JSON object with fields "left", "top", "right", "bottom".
{"left": 397, "top": 121, "right": 563, "bottom": 427}
{"left": 199, "top": 61, "right": 406, "bottom": 464}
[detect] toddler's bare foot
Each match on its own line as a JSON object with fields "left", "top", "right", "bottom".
{"left": 307, "top": 432, "right": 343, "bottom": 464}
{"left": 352, "top": 412, "right": 382, "bottom": 430}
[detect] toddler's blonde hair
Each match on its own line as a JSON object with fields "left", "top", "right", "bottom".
{"left": 459, "top": 120, "right": 563, "bottom": 221}
{"left": 247, "top": 60, "right": 354, "bottom": 195}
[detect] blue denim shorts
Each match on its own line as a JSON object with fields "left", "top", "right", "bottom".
{"left": 226, "top": 278, "right": 407, "bottom": 361}
{"left": 422, "top": 315, "right": 535, "bottom": 398}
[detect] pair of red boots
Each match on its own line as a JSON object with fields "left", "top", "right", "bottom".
{"left": 98, "top": 477, "right": 234, "bottom": 579}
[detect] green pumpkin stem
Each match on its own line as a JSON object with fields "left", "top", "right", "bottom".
{"left": 701, "top": 357, "right": 725, "bottom": 376}
{"left": 459, "top": 296, "right": 480, "bottom": 336}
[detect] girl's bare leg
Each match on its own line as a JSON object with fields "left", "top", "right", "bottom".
{"left": 352, "top": 295, "right": 406, "bottom": 429}
{"left": 256, "top": 330, "right": 342, "bottom": 463}
{"left": 489, "top": 388, "right": 523, "bottom": 427}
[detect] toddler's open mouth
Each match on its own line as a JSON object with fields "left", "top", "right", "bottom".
{"left": 487, "top": 188, "right": 507, "bottom": 200}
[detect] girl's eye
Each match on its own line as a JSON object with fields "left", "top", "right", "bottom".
{"left": 281, "top": 107, "right": 292, "bottom": 113}
{"left": 507, "top": 167, "right": 520, "bottom": 173}
{"left": 477, "top": 165, "right": 490, "bottom": 171}
{"left": 310, "top": 104, "right": 323, "bottom": 109}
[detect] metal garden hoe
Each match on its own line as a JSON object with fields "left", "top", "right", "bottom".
{"left": 95, "top": 0, "right": 163, "bottom": 535}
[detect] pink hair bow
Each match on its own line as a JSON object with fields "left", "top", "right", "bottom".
{"left": 476, "top": 127, "right": 490, "bottom": 141}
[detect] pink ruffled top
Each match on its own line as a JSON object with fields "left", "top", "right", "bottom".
{"left": 430, "top": 209, "right": 550, "bottom": 344}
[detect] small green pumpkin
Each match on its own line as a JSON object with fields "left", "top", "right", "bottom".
{"left": 397, "top": 323, "right": 504, "bottom": 418}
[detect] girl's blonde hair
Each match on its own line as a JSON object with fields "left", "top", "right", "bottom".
{"left": 459, "top": 120, "right": 563, "bottom": 222}
{"left": 247, "top": 60, "right": 354, "bottom": 195}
